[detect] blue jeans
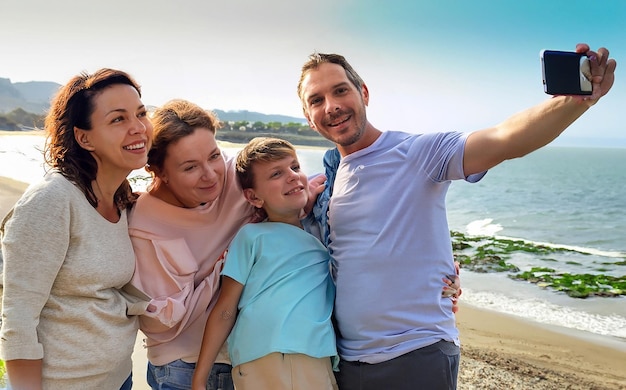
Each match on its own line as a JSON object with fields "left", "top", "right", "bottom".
{"left": 120, "top": 373, "right": 132, "bottom": 390}
{"left": 147, "top": 359, "right": 233, "bottom": 390}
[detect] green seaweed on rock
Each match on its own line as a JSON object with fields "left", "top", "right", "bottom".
{"left": 510, "top": 267, "right": 626, "bottom": 298}
{"left": 450, "top": 231, "right": 626, "bottom": 298}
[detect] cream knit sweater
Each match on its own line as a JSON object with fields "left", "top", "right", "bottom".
{"left": 0, "top": 172, "right": 141, "bottom": 390}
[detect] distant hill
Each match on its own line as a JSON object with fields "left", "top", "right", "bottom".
{"left": 0, "top": 77, "right": 307, "bottom": 124}
{"left": 0, "top": 78, "right": 61, "bottom": 114}
{"left": 212, "top": 109, "right": 306, "bottom": 124}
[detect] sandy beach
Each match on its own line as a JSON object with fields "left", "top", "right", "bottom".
{"left": 1, "top": 176, "right": 625, "bottom": 389}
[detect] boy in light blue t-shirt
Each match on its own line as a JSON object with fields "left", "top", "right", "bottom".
{"left": 192, "top": 137, "right": 338, "bottom": 390}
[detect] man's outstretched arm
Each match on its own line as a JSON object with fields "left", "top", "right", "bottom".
{"left": 463, "top": 44, "right": 616, "bottom": 176}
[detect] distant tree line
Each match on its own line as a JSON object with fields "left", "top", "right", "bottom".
{"left": 222, "top": 120, "right": 318, "bottom": 136}
{"left": 218, "top": 120, "right": 333, "bottom": 147}
{"left": 0, "top": 108, "right": 333, "bottom": 147}
{"left": 0, "top": 111, "right": 319, "bottom": 135}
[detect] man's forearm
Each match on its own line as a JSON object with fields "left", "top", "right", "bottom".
{"left": 495, "top": 95, "right": 591, "bottom": 158}
{"left": 464, "top": 95, "right": 591, "bottom": 175}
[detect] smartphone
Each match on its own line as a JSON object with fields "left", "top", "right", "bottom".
{"left": 540, "top": 50, "right": 592, "bottom": 95}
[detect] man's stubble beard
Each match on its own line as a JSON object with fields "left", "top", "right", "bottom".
{"left": 335, "top": 109, "right": 367, "bottom": 148}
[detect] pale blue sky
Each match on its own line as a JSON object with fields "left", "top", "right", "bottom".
{"left": 2, "top": 0, "right": 624, "bottom": 144}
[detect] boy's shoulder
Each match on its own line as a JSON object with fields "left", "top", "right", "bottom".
{"left": 234, "top": 221, "right": 269, "bottom": 239}
{"left": 236, "top": 221, "right": 306, "bottom": 237}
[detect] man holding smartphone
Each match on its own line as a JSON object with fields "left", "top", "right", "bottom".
{"left": 541, "top": 49, "right": 595, "bottom": 95}
{"left": 298, "top": 43, "right": 615, "bottom": 390}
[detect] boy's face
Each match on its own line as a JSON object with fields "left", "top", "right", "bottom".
{"left": 244, "top": 155, "right": 308, "bottom": 223}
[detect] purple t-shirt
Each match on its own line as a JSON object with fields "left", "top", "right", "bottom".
{"left": 328, "top": 130, "right": 484, "bottom": 363}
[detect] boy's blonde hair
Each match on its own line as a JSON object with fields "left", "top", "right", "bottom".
{"left": 236, "top": 137, "right": 298, "bottom": 190}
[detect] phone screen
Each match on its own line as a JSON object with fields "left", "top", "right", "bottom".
{"left": 540, "top": 50, "right": 592, "bottom": 95}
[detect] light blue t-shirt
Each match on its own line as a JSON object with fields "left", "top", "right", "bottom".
{"left": 328, "top": 130, "right": 485, "bottom": 364}
{"left": 222, "top": 222, "right": 337, "bottom": 367}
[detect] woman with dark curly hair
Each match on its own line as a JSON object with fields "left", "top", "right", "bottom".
{"left": 0, "top": 68, "right": 152, "bottom": 389}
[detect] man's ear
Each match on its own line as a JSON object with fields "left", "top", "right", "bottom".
{"left": 303, "top": 110, "right": 316, "bottom": 130}
{"left": 361, "top": 83, "right": 370, "bottom": 106}
{"left": 74, "top": 127, "right": 95, "bottom": 151}
{"left": 243, "top": 188, "right": 264, "bottom": 209}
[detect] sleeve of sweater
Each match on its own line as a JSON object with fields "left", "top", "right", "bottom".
{"left": 130, "top": 233, "right": 224, "bottom": 337}
{"left": 120, "top": 283, "right": 151, "bottom": 316}
{"left": 0, "top": 177, "right": 71, "bottom": 361}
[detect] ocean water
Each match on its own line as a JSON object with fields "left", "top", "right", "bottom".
{"left": 446, "top": 147, "right": 626, "bottom": 350}
{"left": 1, "top": 133, "right": 625, "bottom": 351}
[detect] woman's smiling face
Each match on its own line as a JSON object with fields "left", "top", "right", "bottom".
{"left": 158, "top": 128, "right": 225, "bottom": 208}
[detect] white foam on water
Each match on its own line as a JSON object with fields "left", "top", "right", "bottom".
{"left": 463, "top": 219, "right": 626, "bottom": 258}
{"left": 0, "top": 134, "right": 46, "bottom": 184}
{"left": 465, "top": 218, "right": 503, "bottom": 236}
{"left": 462, "top": 287, "right": 626, "bottom": 338}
